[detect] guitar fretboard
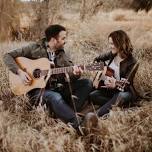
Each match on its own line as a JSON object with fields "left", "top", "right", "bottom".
{"left": 51, "top": 66, "right": 77, "bottom": 74}
{"left": 40, "top": 63, "right": 104, "bottom": 76}
{"left": 41, "top": 65, "right": 84, "bottom": 76}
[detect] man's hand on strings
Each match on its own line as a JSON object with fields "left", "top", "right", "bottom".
{"left": 18, "top": 69, "right": 32, "bottom": 85}
{"left": 73, "top": 65, "right": 83, "bottom": 76}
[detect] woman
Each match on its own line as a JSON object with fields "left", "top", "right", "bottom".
{"left": 90, "top": 30, "right": 139, "bottom": 117}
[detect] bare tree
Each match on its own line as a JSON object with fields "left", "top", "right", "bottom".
{"left": 0, "top": 0, "right": 20, "bottom": 41}
{"left": 80, "top": 0, "right": 103, "bottom": 21}
{"left": 30, "top": 0, "right": 62, "bottom": 40}
{"left": 29, "top": 0, "right": 49, "bottom": 40}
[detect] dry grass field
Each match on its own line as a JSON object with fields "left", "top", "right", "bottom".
{"left": 0, "top": 7, "right": 152, "bottom": 152}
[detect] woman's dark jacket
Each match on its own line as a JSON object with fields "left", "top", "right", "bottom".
{"left": 94, "top": 51, "right": 138, "bottom": 99}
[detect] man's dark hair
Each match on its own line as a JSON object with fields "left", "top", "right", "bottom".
{"left": 45, "top": 24, "right": 66, "bottom": 41}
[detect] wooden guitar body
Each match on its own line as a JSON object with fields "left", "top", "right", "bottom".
{"left": 93, "top": 66, "right": 114, "bottom": 89}
{"left": 9, "top": 57, "right": 50, "bottom": 95}
{"left": 93, "top": 66, "right": 129, "bottom": 91}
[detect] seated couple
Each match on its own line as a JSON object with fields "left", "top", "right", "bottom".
{"left": 3, "top": 24, "right": 138, "bottom": 135}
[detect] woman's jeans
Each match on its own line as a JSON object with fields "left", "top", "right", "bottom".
{"left": 89, "top": 88, "right": 134, "bottom": 117}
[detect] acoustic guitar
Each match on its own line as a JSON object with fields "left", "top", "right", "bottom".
{"left": 9, "top": 57, "right": 104, "bottom": 95}
{"left": 93, "top": 66, "right": 129, "bottom": 91}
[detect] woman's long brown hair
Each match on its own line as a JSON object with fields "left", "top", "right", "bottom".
{"left": 108, "top": 30, "right": 133, "bottom": 58}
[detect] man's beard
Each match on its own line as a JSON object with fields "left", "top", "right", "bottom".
{"left": 56, "top": 45, "right": 64, "bottom": 50}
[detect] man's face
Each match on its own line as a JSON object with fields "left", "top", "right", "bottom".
{"left": 54, "top": 31, "right": 67, "bottom": 50}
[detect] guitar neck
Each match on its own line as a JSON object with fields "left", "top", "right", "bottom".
{"left": 51, "top": 66, "right": 77, "bottom": 75}
{"left": 42, "top": 65, "right": 85, "bottom": 76}
{"left": 41, "top": 62, "right": 104, "bottom": 76}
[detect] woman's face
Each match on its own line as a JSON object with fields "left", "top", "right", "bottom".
{"left": 108, "top": 37, "right": 119, "bottom": 54}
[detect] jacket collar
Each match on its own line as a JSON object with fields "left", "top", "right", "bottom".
{"left": 108, "top": 52, "right": 134, "bottom": 66}
{"left": 37, "top": 37, "right": 64, "bottom": 56}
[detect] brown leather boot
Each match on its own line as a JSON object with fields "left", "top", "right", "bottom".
{"left": 80, "top": 112, "right": 98, "bottom": 135}
{"left": 68, "top": 112, "right": 98, "bottom": 136}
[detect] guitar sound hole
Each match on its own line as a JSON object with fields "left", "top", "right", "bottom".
{"left": 33, "top": 69, "right": 41, "bottom": 78}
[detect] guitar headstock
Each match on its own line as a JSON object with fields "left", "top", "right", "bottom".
{"left": 85, "top": 62, "right": 104, "bottom": 71}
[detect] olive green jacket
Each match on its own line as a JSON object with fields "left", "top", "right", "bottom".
{"left": 3, "top": 38, "right": 80, "bottom": 83}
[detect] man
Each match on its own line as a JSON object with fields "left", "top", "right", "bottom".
{"left": 3, "top": 24, "right": 96, "bottom": 134}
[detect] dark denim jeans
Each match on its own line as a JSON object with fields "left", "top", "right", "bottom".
{"left": 89, "top": 88, "right": 134, "bottom": 117}
{"left": 28, "top": 79, "right": 93, "bottom": 124}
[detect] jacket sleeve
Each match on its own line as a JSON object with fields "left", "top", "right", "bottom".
{"left": 3, "top": 43, "right": 38, "bottom": 74}
{"left": 93, "top": 51, "right": 113, "bottom": 62}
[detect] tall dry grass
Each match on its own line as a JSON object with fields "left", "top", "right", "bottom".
{"left": 0, "top": 9, "right": 152, "bottom": 152}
